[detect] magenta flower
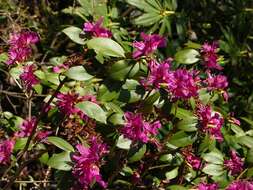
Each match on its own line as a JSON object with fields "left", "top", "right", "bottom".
{"left": 0, "top": 139, "right": 15, "bottom": 165}
{"left": 56, "top": 92, "right": 83, "bottom": 116}
{"left": 83, "top": 17, "right": 112, "bottom": 38}
{"left": 185, "top": 153, "right": 202, "bottom": 170}
{"left": 7, "top": 31, "right": 39, "bottom": 65}
{"left": 132, "top": 32, "right": 166, "bottom": 59}
{"left": 53, "top": 63, "right": 69, "bottom": 73}
{"left": 141, "top": 58, "right": 172, "bottom": 89}
{"left": 121, "top": 112, "right": 161, "bottom": 143}
{"left": 56, "top": 92, "right": 97, "bottom": 117}
{"left": 20, "top": 65, "right": 39, "bottom": 90}
{"left": 224, "top": 150, "right": 244, "bottom": 176}
{"left": 205, "top": 72, "right": 228, "bottom": 90}
{"left": 201, "top": 42, "right": 222, "bottom": 70}
{"left": 72, "top": 136, "right": 108, "bottom": 189}
{"left": 16, "top": 117, "right": 37, "bottom": 138}
{"left": 167, "top": 69, "right": 199, "bottom": 99}
{"left": 198, "top": 182, "right": 219, "bottom": 190}
{"left": 226, "top": 180, "right": 253, "bottom": 190}
{"left": 197, "top": 105, "right": 224, "bottom": 142}
{"left": 35, "top": 131, "right": 52, "bottom": 142}
{"left": 228, "top": 116, "right": 241, "bottom": 126}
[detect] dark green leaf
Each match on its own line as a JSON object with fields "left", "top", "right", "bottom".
{"left": 109, "top": 61, "right": 139, "bottom": 81}
{"left": 168, "top": 131, "right": 196, "bottom": 148}
{"left": 129, "top": 144, "right": 146, "bottom": 163}
{"left": 134, "top": 13, "right": 161, "bottom": 26}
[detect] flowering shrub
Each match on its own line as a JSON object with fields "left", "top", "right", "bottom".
{"left": 0, "top": 1, "right": 253, "bottom": 190}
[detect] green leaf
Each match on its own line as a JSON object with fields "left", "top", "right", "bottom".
{"left": 47, "top": 151, "right": 72, "bottom": 171}
{"left": 97, "top": 84, "right": 120, "bottom": 102}
{"left": 167, "top": 185, "right": 188, "bottom": 190}
{"left": 159, "top": 154, "right": 173, "bottom": 162}
{"left": 109, "top": 61, "right": 139, "bottom": 81}
{"left": 246, "top": 148, "right": 253, "bottom": 163}
{"left": 185, "top": 41, "right": 202, "bottom": 49}
{"left": 202, "top": 163, "right": 225, "bottom": 176}
{"left": 177, "top": 117, "right": 198, "bottom": 132}
{"left": 203, "top": 151, "right": 224, "bottom": 165}
{"left": 168, "top": 131, "right": 196, "bottom": 148}
{"left": 129, "top": 144, "right": 146, "bottom": 163}
{"left": 108, "top": 113, "right": 125, "bottom": 125}
{"left": 49, "top": 56, "right": 67, "bottom": 66}
{"left": 47, "top": 136, "right": 74, "bottom": 152}
{"left": 126, "top": 0, "right": 159, "bottom": 12}
{"left": 14, "top": 137, "right": 27, "bottom": 151}
{"left": 76, "top": 101, "right": 107, "bottom": 123}
{"left": 238, "top": 136, "right": 253, "bottom": 148}
{"left": 171, "top": 106, "right": 195, "bottom": 120}
{"left": 116, "top": 135, "right": 132, "bottom": 150}
{"left": 9, "top": 66, "right": 23, "bottom": 79}
{"left": 87, "top": 38, "right": 125, "bottom": 57}
{"left": 39, "top": 152, "right": 49, "bottom": 164}
{"left": 230, "top": 124, "right": 245, "bottom": 137}
{"left": 241, "top": 117, "right": 253, "bottom": 128}
{"left": 175, "top": 49, "right": 200, "bottom": 64}
{"left": 247, "top": 167, "right": 253, "bottom": 177}
{"left": 165, "top": 167, "right": 178, "bottom": 180}
{"left": 120, "top": 166, "right": 134, "bottom": 176}
{"left": 134, "top": 13, "right": 161, "bottom": 26}
{"left": 62, "top": 26, "right": 85, "bottom": 45}
{"left": 65, "top": 66, "right": 93, "bottom": 81}
{"left": 0, "top": 52, "right": 8, "bottom": 63}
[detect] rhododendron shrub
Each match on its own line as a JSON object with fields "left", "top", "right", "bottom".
{"left": 0, "top": 1, "right": 253, "bottom": 190}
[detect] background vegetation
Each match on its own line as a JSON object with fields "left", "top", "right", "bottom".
{"left": 0, "top": 0, "right": 253, "bottom": 189}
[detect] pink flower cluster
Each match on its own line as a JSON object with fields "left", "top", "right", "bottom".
{"left": 141, "top": 59, "right": 172, "bottom": 89}
{"left": 20, "top": 65, "right": 39, "bottom": 90}
{"left": 185, "top": 153, "right": 202, "bottom": 170}
{"left": 15, "top": 117, "right": 37, "bottom": 138}
{"left": 201, "top": 42, "right": 222, "bottom": 70}
{"left": 224, "top": 150, "right": 244, "bottom": 176}
{"left": 83, "top": 17, "right": 112, "bottom": 38}
{"left": 141, "top": 59, "right": 199, "bottom": 99}
{"left": 205, "top": 72, "right": 228, "bottom": 91}
{"left": 198, "top": 182, "right": 219, "bottom": 190}
{"left": 72, "top": 136, "right": 108, "bottom": 189}
{"left": 7, "top": 31, "right": 39, "bottom": 65}
{"left": 121, "top": 112, "right": 161, "bottom": 143}
{"left": 197, "top": 105, "right": 224, "bottom": 142}
{"left": 226, "top": 180, "right": 253, "bottom": 190}
{"left": 56, "top": 92, "right": 97, "bottom": 117}
{"left": 167, "top": 69, "right": 199, "bottom": 99}
{"left": 133, "top": 33, "right": 166, "bottom": 59}
{"left": 0, "top": 139, "right": 15, "bottom": 165}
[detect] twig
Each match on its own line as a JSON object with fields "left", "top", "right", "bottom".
{"left": 2, "top": 77, "right": 67, "bottom": 190}
{"left": 5, "top": 95, "right": 17, "bottom": 114}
